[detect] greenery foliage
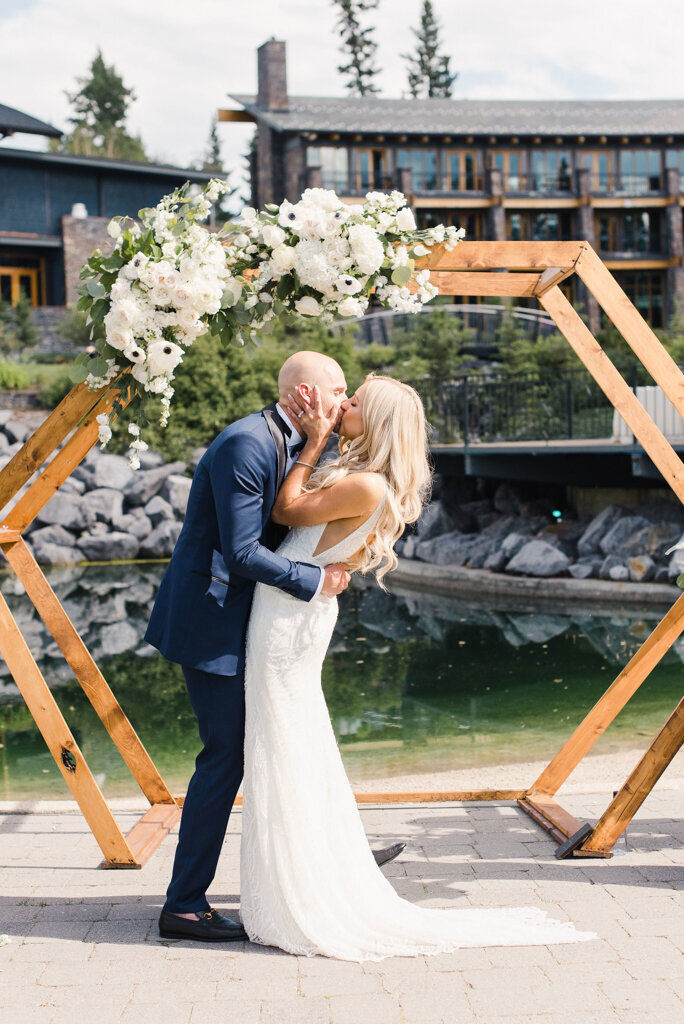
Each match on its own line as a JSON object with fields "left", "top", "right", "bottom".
{"left": 403, "top": 0, "right": 457, "bottom": 99}
{"left": 0, "top": 294, "right": 41, "bottom": 357}
{"left": 0, "top": 361, "right": 30, "bottom": 389}
{"left": 50, "top": 49, "right": 147, "bottom": 162}
{"left": 332, "top": 0, "right": 381, "bottom": 95}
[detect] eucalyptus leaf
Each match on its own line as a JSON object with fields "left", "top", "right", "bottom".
{"left": 89, "top": 357, "right": 108, "bottom": 377}
{"left": 76, "top": 295, "right": 92, "bottom": 312}
{"left": 391, "top": 265, "right": 412, "bottom": 286}
{"left": 68, "top": 364, "right": 89, "bottom": 383}
{"left": 86, "top": 279, "right": 106, "bottom": 298}
{"left": 677, "top": 573, "right": 684, "bottom": 589}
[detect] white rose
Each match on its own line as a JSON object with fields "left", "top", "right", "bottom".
{"left": 234, "top": 233, "right": 250, "bottom": 248}
{"left": 148, "top": 375, "right": 170, "bottom": 393}
{"left": 146, "top": 340, "right": 184, "bottom": 376}
{"left": 177, "top": 307, "right": 202, "bottom": 331}
{"left": 106, "top": 325, "right": 135, "bottom": 351}
{"left": 110, "top": 300, "right": 140, "bottom": 328}
{"left": 151, "top": 285, "right": 174, "bottom": 308}
{"left": 347, "top": 224, "right": 385, "bottom": 275}
{"left": 173, "top": 281, "right": 196, "bottom": 306}
{"left": 131, "top": 363, "right": 148, "bottom": 384}
{"left": 395, "top": 207, "right": 417, "bottom": 231}
{"left": 222, "top": 278, "right": 243, "bottom": 307}
{"left": 294, "top": 296, "right": 322, "bottom": 316}
{"left": 271, "top": 244, "right": 296, "bottom": 272}
{"left": 335, "top": 275, "right": 363, "bottom": 295}
{"left": 337, "top": 296, "right": 363, "bottom": 317}
{"left": 262, "top": 224, "right": 286, "bottom": 247}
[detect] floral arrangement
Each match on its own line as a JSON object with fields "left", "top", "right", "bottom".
{"left": 74, "top": 180, "right": 464, "bottom": 466}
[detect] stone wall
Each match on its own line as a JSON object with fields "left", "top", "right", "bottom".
{"left": 61, "top": 215, "right": 114, "bottom": 305}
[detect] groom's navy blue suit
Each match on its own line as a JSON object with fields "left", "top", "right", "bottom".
{"left": 145, "top": 405, "right": 321, "bottom": 913}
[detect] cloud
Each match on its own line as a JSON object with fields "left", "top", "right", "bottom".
{"left": 2, "top": 0, "right": 683, "bottom": 197}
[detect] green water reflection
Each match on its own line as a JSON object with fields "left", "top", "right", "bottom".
{"left": 0, "top": 564, "right": 681, "bottom": 799}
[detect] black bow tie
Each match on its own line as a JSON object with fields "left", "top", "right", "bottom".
{"left": 289, "top": 441, "right": 305, "bottom": 458}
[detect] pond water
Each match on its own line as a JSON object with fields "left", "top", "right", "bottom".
{"left": 0, "top": 563, "right": 681, "bottom": 800}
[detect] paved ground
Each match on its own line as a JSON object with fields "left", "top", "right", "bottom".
{"left": 1, "top": 789, "right": 682, "bottom": 1024}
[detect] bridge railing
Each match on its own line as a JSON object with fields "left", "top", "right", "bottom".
{"left": 408, "top": 368, "right": 636, "bottom": 445}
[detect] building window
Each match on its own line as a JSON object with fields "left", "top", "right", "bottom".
{"left": 445, "top": 150, "right": 484, "bottom": 190}
{"left": 618, "top": 150, "right": 662, "bottom": 193}
{"left": 596, "top": 212, "right": 662, "bottom": 254}
{"left": 306, "top": 146, "right": 349, "bottom": 191}
{"left": 530, "top": 150, "right": 572, "bottom": 192}
{"left": 579, "top": 151, "right": 613, "bottom": 192}
{"left": 0, "top": 254, "right": 44, "bottom": 305}
{"left": 507, "top": 212, "right": 571, "bottom": 241}
{"left": 614, "top": 271, "right": 664, "bottom": 327}
{"left": 488, "top": 151, "right": 523, "bottom": 191}
{"left": 352, "top": 148, "right": 393, "bottom": 191}
{"left": 665, "top": 148, "right": 684, "bottom": 190}
{"left": 397, "top": 149, "right": 438, "bottom": 190}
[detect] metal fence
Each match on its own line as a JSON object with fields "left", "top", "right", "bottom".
{"left": 408, "top": 369, "right": 636, "bottom": 445}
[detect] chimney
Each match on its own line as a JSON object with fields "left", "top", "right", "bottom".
{"left": 257, "top": 38, "right": 288, "bottom": 111}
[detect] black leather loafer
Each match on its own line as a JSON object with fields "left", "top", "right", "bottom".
{"left": 159, "top": 907, "right": 248, "bottom": 942}
{"left": 373, "top": 841, "right": 406, "bottom": 867}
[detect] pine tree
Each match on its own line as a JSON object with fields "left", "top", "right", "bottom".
{"left": 403, "top": 1, "right": 457, "bottom": 99}
{"left": 52, "top": 50, "right": 147, "bottom": 161}
{"left": 202, "top": 119, "right": 223, "bottom": 172}
{"left": 332, "top": 0, "right": 381, "bottom": 96}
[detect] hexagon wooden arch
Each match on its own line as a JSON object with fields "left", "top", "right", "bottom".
{"left": 0, "top": 240, "right": 681, "bottom": 867}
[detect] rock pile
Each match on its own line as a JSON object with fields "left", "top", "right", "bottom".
{"left": 0, "top": 412, "right": 204, "bottom": 565}
{"left": 398, "top": 492, "right": 684, "bottom": 583}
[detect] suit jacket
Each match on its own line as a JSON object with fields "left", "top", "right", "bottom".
{"left": 144, "top": 405, "right": 321, "bottom": 675}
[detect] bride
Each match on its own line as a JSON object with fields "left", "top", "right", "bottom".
{"left": 241, "top": 374, "right": 593, "bottom": 961}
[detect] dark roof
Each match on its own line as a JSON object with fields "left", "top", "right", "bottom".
{"left": 0, "top": 146, "right": 217, "bottom": 180}
{"left": 230, "top": 94, "right": 684, "bottom": 137}
{"left": 0, "top": 103, "right": 61, "bottom": 139}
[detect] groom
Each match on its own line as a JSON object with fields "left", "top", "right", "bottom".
{"left": 146, "top": 350, "right": 404, "bottom": 943}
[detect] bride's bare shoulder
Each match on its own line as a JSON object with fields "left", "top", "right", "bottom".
{"left": 346, "top": 471, "right": 386, "bottom": 503}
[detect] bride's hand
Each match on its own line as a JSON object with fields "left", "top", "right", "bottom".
{"left": 287, "top": 385, "right": 338, "bottom": 449}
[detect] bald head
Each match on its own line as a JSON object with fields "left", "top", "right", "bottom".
{"left": 278, "top": 350, "right": 348, "bottom": 428}
{"left": 278, "top": 351, "right": 346, "bottom": 399}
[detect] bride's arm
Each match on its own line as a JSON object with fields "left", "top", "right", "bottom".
{"left": 273, "top": 465, "right": 384, "bottom": 526}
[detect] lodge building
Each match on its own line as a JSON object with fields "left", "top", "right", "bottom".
{"left": 0, "top": 103, "right": 214, "bottom": 310}
{"left": 221, "top": 39, "right": 684, "bottom": 331}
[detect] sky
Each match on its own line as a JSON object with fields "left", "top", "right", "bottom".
{"left": 1, "top": 0, "right": 683, "bottom": 195}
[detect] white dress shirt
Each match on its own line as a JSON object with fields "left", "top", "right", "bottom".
{"left": 275, "top": 404, "right": 325, "bottom": 599}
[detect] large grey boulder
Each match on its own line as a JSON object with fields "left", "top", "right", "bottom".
{"left": 81, "top": 488, "right": 124, "bottom": 523}
{"left": 35, "top": 492, "right": 96, "bottom": 532}
{"left": 138, "top": 450, "right": 165, "bottom": 470}
{"left": 144, "top": 495, "right": 175, "bottom": 527}
{"left": 76, "top": 531, "right": 140, "bottom": 561}
{"left": 484, "top": 549, "right": 508, "bottom": 572}
{"left": 30, "top": 537, "right": 82, "bottom": 566}
{"left": 505, "top": 540, "right": 570, "bottom": 577}
{"left": 599, "top": 554, "right": 625, "bottom": 579}
{"left": 465, "top": 534, "right": 500, "bottom": 569}
{"left": 608, "top": 564, "right": 630, "bottom": 582}
{"left": 123, "top": 461, "right": 187, "bottom": 507}
{"left": 599, "top": 515, "right": 651, "bottom": 556}
{"left": 628, "top": 555, "right": 655, "bottom": 582}
{"left": 414, "top": 530, "right": 477, "bottom": 566}
{"left": 191, "top": 446, "right": 208, "bottom": 472}
{"left": 87, "top": 453, "right": 135, "bottom": 491}
{"left": 29, "top": 524, "right": 75, "bottom": 548}
{"left": 577, "top": 505, "right": 624, "bottom": 557}
{"left": 415, "top": 501, "right": 456, "bottom": 541}
{"left": 500, "top": 532, "right": 529, "bottom": 560}
{"left": 139, "top": 520, "right": 183, "bottom": 558}
{"left": 0, "top": 410, "right": 14, "bottom": 428}
{"left": 60, "top": 476, "right": 86, "bottom": 496}
{"left": 3, "top": 419, "right": 31, "bottom": 444}
{"left": 95, "top": 621, "right": 140, "bottom": 657}
{"left": 568, "top": 562, "right": 594, "bottom": 579}
{"left": 0, "top": 433, "right": 10, "bottom": 453}
{"left": 667, "top": 537, "right": 684, "bottom": 578}
{"left": 160, "top": 474, "right": 191, "bottom": 518}
{"left": 624, "top": 521, "right": 681, "bottom": 561}
{"left": 114, "top": 510, "right": 153, "bottom": 541}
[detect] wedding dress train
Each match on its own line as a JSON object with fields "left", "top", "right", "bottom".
{"left": 241, "top": 495, "right": 594, "bottom": 961}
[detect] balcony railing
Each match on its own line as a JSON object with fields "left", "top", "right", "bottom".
{"left": 408, "top": 369, "right": 628, "bottom": 445}
{"left": 505, "top": 173, "right": 573, "bottom": 194}
{"left": 592, "top": 173, "right": 663, "bottom": 195}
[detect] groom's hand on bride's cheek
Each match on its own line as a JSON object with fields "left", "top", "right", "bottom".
{"left": 321, "top": 563, "right": 351, "bottom": 597}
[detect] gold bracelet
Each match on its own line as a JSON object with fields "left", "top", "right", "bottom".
{"left": 295, "top": 460, "right": 316, "bottom": 470}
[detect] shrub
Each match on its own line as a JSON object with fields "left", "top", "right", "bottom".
{"left": 0, "top": 361, "right": 30, "bottom": 389}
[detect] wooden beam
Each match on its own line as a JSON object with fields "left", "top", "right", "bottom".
{"left": 517, "top": 794, "right": 584, "bottom": 842}
{"left": 534, "top": 265, "right": 576, "bottom": 297}
{"left": 102, "top": 802, "right": 182, "bottom": 869}
{"left": 430, "top": 271, "right": 542, "bottom": 297}
{"left": 539, "top": 286, "right": 684, "bottom": 504}
{"left": 420, "top": 241, "right": 584, "bottom": 273}
{"left": 0, "top": 381, "right": 106, "bottom": 513}
{"left": 353, "top": 790, "right": 526, "bottom": 803}
{"left": 575, "top": 245, "right": 684, "bottom": 419}
{"left": 529, "top": 592, "right": 684, "bottom": 797}
{"left": 580, "top": 698, "right": 684, "bottom": 855}
{"left": 0, "top": 592, "right": 138, "bottom": 866}
{"left": 217, "top": 108, "right": 256, "bottom": 123}
{"left": 3, "top": 538, "right": 175, "bottom": 805}
{"left": 1, "top": 387, "right": 125, "bottom": 533}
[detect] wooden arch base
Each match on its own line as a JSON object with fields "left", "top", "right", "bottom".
{"left": 0, "top": 241, "right": 682, "bottom": 866}
{"left": 0, "top": 381, "right": 181, "bottom": 868}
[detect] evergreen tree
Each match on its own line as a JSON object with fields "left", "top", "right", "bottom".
{"left": 332, "top": 0, "right": 381, "bottom": 96}
{"left": 51, "top": 50, "right": 147, "bottom": 162}
{"left": 10, "top": 293, "right": 41, "bottom": 350}
{"left": 202, "top": 119, "right": 223, "bottom": 172}
{"left": 403, "top": 1, "right": 457, "bottom": 99}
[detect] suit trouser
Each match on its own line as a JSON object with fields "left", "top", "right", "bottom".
{"left": 164, "top": 664, "right": 245, "bottom": 914}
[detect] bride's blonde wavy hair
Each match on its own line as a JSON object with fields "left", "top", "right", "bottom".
{"left": 305, "top": 374, "right": 432, "bottom": 587}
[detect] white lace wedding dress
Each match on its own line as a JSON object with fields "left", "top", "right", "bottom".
{"left": 241, "top": 495, "right": 594, "bottom": 961}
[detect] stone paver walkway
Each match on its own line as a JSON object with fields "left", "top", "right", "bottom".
{"left": 1, "top": 791, "right": 682, "bottom": 1024}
